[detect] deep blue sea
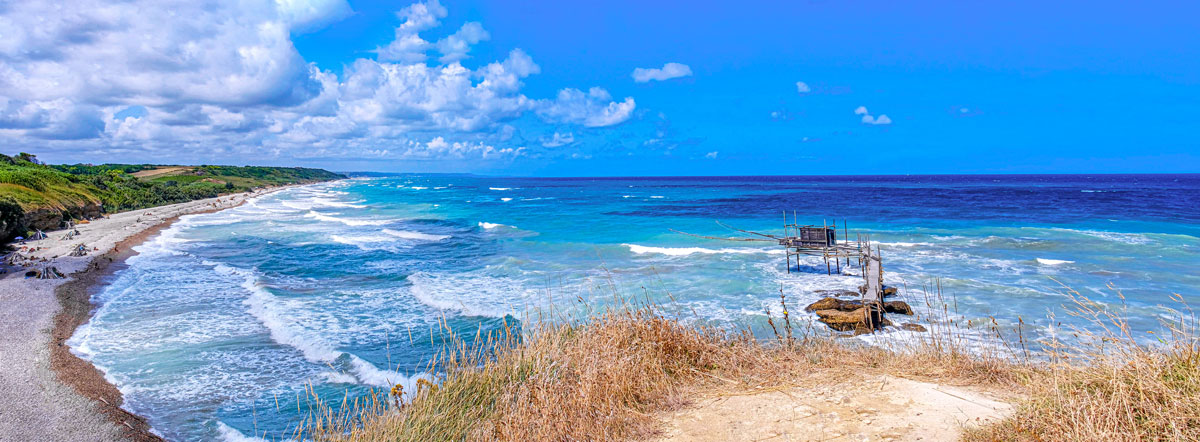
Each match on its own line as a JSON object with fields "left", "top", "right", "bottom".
{"left": 68, "top": 174, "right": 1200, "bottom": 440}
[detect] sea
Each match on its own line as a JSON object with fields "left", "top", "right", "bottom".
{"left": 67, "top": 174, "right": 1200, "bottom": 440}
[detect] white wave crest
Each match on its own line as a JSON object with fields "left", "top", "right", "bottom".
{"left": 489, "top": 187, "right": 512, "bottom": 191}
{"left": 1036, "top": 258, "right": 1074, "bottom": 266}
{"left": 624, "top": 244, "right": 782, "bottom": 256}
{"left": 382, "top": 229, "right": 449, "bottom": 241}
{"left": 216, "top": 422, "right": 268, "bottom": 442}
{"left": 478, "top": 222, "right": 513, "bottom": 230}
{"left": 305, "top": 211, "right": 392, "bottom": 226}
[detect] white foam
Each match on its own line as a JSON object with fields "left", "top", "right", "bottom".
{"left": 1036, "top": 258, "right": 1074, "bottom": 266}
{"left": 650, "top": 195, "right": 665, "bottom": 199}
{"left": 500, "top": 197, "right": 513, "bottom": 202}
{"left": 478, "top": 222, "right": 512, "bottom": 230}
{"left": 408, "top": 272, "right": 539, "bottom": 318}
{"left": 216, "top": 422, "right": 268, "bottom": 442}
{"left": 410, "top": 186, "right": 428, "bottom": 190}
{"left": 280, "top": 200, "right": 313, "bottom": 211}
{"left": 331, "top": 234, "right": 396, "bottom": 246}
{"left": 382, "top": 229, "right": 449, "bottom": 241}
{"left": 489, "top": 187, "right": 512, "bottom": 191}
{"left": 305, "top": 210, "right": 392, "bottom": 226}
{"left": 624, "top": 244, "right": 783, "bottom": 256}
{"left": 877, "top": 242, "right": 932, "bottom": 248}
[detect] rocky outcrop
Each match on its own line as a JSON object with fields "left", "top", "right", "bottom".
{"left": 814, "top": 308, "right": 892, "bottom": 334}
{"left": 883, "top": 301, "right": 913, "bottom": 315}
{"left": 21, "top": 201, "right": 103, "bottom": 232}
{"left": 806, "top": 296, "right": 916, "bottom": 334}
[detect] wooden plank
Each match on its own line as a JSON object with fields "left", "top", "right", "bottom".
{"left": 865, "top": 255, "right": 883, "bottom": 304}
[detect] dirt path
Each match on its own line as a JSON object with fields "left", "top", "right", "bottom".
{"left": 655, "top": 376, "right": 1012, "bottom": 442}
{"left": 129, "top": 166, "right": 190, "bottom": 179}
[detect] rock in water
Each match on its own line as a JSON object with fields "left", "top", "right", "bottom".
{"left": 883, "top": 301, "right": 914, "bottom": 315}
{"left": 900, "top": 323, "right": 928, "bottom": 332}
{"left": 814, "top": 308, "right": 892, "bottom": 333}
{"left": 882, "top": 286, "right": 899, "bottom": 298}
{"left": 805, "top": 297, "right": 862, "bottom": 312}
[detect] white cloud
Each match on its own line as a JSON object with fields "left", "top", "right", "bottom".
{"left": 631, "top": 62, "right": 692, "bottom": 83}
{"left": 541, "top": 132, "right": 575, "bottom": 147}
{"left": 538, "top": 88, "right": 635, "bottom": 127}
{"left": 705, "top": 151, "right": 718, "bottom": 159}
{"left": 796, "top": 81, "right": 810, "bottom": 93}
{"left": 435, "top": 22, "right": 490, "bottom": 63}
{"left": 855, "top": 106, "right": 891, "bottom": 125}
{"left": 0, "top": 0, "right": 638, "bottom": 164}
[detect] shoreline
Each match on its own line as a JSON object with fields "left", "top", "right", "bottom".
{"left": 0, "top": 184, "right": 301, "bottom": 441}
{"left": 51, "top": 212, "right": 210, "bottom": 442}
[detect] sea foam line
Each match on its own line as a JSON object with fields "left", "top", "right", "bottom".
{"left": 624, "top": 244, "right": 783, "bottom": 256}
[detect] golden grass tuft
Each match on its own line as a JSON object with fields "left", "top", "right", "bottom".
{"left": 301, "top": 284, "right": 1198, "bottom": 441}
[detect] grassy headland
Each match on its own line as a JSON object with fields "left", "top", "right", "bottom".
{"left": 300, "top": 288, "right": 1198, "bottom": 441}
{"left": 0, "top": 152, "right": 343, "bottom": 244}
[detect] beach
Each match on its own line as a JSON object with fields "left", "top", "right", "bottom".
{"left": 0, "top": 189, "right": 278, "bottom": 441}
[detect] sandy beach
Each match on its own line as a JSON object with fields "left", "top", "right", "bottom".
{"left": 0, "top": 188, "right": 282, "bottom": 441}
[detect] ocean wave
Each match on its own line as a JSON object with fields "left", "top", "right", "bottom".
{"left": 489, "top": 187, "right": 512, "bottom": 191}
{"left": 280, "top": 200, "right": 313, "bottom": 211}
{"left": 216, "top": 421, "right": 268, "bottom": 442}
{"left": 211, "top": 261, "right": 426, "bottom": 391}
{"left": 305, "top": 210, "right": 393, "bottom": 226}
{"left": 382, "top": 228, "right": 449, "bottom": 241}
{"left": 624, "top": 244, "right": 782, "bottom": 256}
{"left": 500, "top": 197, "right": 513, "bottom": 202}
{"left": 876, "top": 241, "right": 933, "bottom": 248}
{"left": 410, "top": 186, "right": 428, "bottom": 190}
{"left": 478, "top": 222, "right": 513, "bottom": 230}
{"left": 1046, "top": 227, "right": 1153, "bottom": 245}
{"left": 408, "top": 272, "right": 539, "bottom": 318}
{"left": 1036, "top": 258, "right": 1074, "bottom": 266}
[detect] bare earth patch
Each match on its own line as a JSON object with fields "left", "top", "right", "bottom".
{"left": 655, "top": 375, "right": 1012, "bottom": 442}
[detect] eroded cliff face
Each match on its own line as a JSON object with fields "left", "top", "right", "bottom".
{"left": 22, "top": 201, "right": 103, "bottom": 232}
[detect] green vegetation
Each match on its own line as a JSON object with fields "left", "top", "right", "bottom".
{"left": 0, "top": 152, "right": 343, "bottom": 243}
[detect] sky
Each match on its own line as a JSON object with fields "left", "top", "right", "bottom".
{"left": 1, "top": 0, "right": 1197, "bottom": 175}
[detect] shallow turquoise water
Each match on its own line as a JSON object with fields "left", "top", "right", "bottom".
{"left": 69, "top": 174, "right": 1200, "bottom": 440}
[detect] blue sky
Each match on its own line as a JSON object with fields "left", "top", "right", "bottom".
{"left": 1, "top": 0, "right": 1197, "bottom": 175}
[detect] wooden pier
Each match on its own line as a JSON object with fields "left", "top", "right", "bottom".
{"left": 674, "top": 212, "right": 894, "bottom": 333}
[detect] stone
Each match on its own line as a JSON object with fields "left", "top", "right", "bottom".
{"left": 882, "top": 286, "right": 899, "bottom": 298}
{"left": 806, "top": 297, "right": 861, "bottom": 312}
{"left": 883, "top": 300, "right": 913, "bottom": 315}
{"left": 815, "top": 308, "right": 891, "bottom": 333}
{"left": 900, "top": 323, "right": 927, "bottom": 332}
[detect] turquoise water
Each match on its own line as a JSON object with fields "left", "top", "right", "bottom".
{"left": 69, "top": 175, "right": 1200, "bottom": 440}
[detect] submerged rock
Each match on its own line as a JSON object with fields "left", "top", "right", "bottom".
{"left": 814, "top": 289, "right": 860, "bottom": 298}
{"left": 900, "top": 323, "right": 928, "bottom": 332}
{"left": 814, "top": 308, "right": 891, "bottom": 333}
{"left": 883, "top": 301, "right": 913, "bottom": 315}
{"left": 805, "top": 297, "right": 861, "bottom": 312}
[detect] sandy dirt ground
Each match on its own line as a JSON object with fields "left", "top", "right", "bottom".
{"left": 655, "top": 375, "right": 1013, "bottom": 442}
{"left": 0, "top": 189, "right": 278, "bottom": 442}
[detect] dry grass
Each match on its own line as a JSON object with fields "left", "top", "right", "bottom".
{"left": 964, "top": 286, "right": 1200, "bottom": 441}
{"left": 297, "top": 283, "right": 1197, "bottom": 441}
{"left": 299, "top": 289, "right": 1027, "bottom": 441}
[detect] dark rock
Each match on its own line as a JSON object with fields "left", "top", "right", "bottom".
{"left": 814, "top": 308, "right": 865, "bottom": 331}
{"left": 805, "top": 297, "right": 862, "bottom": 312}
{"left": 883, "top": 301, "right": 913, "bottom": 315}
{"left": 814, "top": 289, "right": 860, "bottom": 298}
{"left": 882, "top": 286, "right": 899, "bottom": 298}
{"left": 900, "top": 323, "right": 927, "bottom": 332}
{"left": 815, "top": 308, "right": 891, "bottom": 333}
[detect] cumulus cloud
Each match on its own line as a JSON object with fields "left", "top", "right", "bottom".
{"left": 855, "top": 106, "right": 891, "bottom": 125}
{"left": 0, "top": 0, "right": 638, "bottom": 164}
{"left": 631, "top": 63, "right": 692, "bottom": 83}
{"left": 705, "top": 151, "right": 718, "bottom": 159}
{"left": 436, "top": 22, "right": 490, "bottom": 63}
{"left": 541, "top": 132, "right": 575, "bottom": 147}
{"left": 538, "top": 88, "right": 636, "bottom": 127}
{"left": 796, "top": 81, "right": 811, "bottom": 93}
